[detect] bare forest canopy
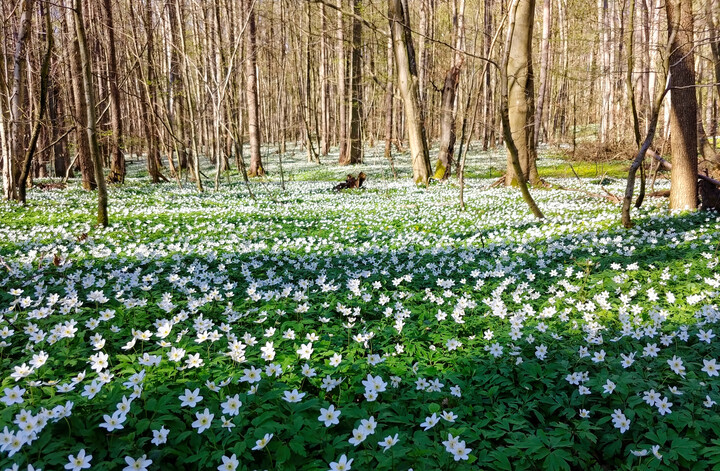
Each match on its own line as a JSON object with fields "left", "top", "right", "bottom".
{"left": 1, "top": 0, "right": 720, "bottom": 226}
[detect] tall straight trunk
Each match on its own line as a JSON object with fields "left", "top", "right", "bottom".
{"left": 142, "top": 0, "right": 160, "bottom": 183}
{"left": 336, "top": 0, "right": 347, "bottom": 158}
{"left": 102, "top": 0, "right": 125, "bottom": 183}
{"left": 384, "top": 32, "right": 396, "bottom": 172}
{"left": 534, "top": 0, "right": 551, "bottom": 146}
{"left": 505, "top": 0, "right": 539, "bottom": 186}
{"left": 703, "top": 0, "right": 720, "bottom": 176}
{"left": 74, "top": 0, "right": 108, "bottom": 226}
{"left": 388, "top": 0, "right": 432, "bottom": 184}
{"left": 666, "top": 0, "right": 698, "bottom": 210}
{"left": 502, "top": 0, "right": 544, "bottom": 217}
{"left": 17, "top": 2, "right": 52, "bottom": 204}
{"left": 418, "top": 0, "right": 431, "bottom": 112}
{"left": 319, "top": 2, "right": 329, "bottom": 156}
{"left": 434, "top": 0, "right": 465, "bottom": 180}
{"left": 341, "top": 0, "right": 363, "bottom": 165}
{"left": 168, "top": 0, "right": 188, "bottom": 172}
{"left": 67, "top": 2, "right": 96, "bottom": 190}
{"left": 552, "top": 0, "right": 569, "bottom": 140}
{"left": 245, "top": 0, "right": 264, "bottom": 176}
{"left": 48, "top": 72, "right": 70, "bottom": 178}
{"left": 6, "top": 0, "right": 35, "bottom": 200}
{"left": 481, "top": 0, "right": 494, "bottom": 149}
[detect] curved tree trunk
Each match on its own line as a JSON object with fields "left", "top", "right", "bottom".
{"left": 666, "top": 0, "right": 698, "bottom": 211}
{"left": 505, "top": 0, "right": 540, "bottom": 186}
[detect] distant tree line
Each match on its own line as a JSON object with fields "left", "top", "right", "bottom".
{"left": 1, "top": 0, "right": 718, "bottom": 225}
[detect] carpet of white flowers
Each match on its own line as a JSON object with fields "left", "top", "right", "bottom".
{"left": 1, "top": 153, "right": 720, "bottom": 471}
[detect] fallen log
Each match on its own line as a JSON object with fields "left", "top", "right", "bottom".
{"left": 648, "top": 150, "right": 720, "bottom": 187}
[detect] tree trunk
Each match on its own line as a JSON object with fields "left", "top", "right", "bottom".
{"left": 388, "top": 0, "right": 432, "bottom": 185}
{"left": 6, "top": 0, "right": 35, "bottom": 200}
{"left": 434, "top": 0, "right": 465, "bottom": 180}
{"left": 341, "top": 0, "right": 363, "bottom": 165}
{"left": 533, "top": 0, "right": 551, "bottom": 147}
{"left": 74, "top": 0, "right": 108, "bottom": 226}
{"left": 102, "top": 0, "right": 125, "bottom": 183}
{"left": 384, "top": 31, "right": 397, "bottom": 178}
{"left": 67, "top": 1, "right": 96, "bottom": 191}
{"left": 142, "top": 0, "right": 161, "bottom": 183}
{"left": 505, "top": 0, "right": 539, "bottom": 186}
{"left": 319, "top": 2, "right": 330, "bottom": 156}
{"left": 666, "top": 0, "right": 698, "bottom": 210}
{"left": 18, "top": 3, "right": 52, "bottom": 204}
{"left": 245, "top": 0, "right": 264, "bottom": 176}
{"left": 502, "top": 0, "right": 544, "bottom": 217}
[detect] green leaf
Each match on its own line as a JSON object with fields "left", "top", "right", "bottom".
{"left": 544, "top": 449, "right": 572, "bottom": 471}
{"left": 275, "top": 444, "right": 291, "bottom": 463}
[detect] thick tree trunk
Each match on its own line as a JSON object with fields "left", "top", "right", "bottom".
{"left": 388, "top": 0, "right": 432, "bottom": 185}
{"left": 502, "top": 0, "right": 544, "bottom": 217}
{"left": 74, "top": 0, "right": 108, "bottom": 226}
{"left": 102, "top": 0, "right": 125, "bottom": 184}
{"left": 505, "top": 0, "right": 539, "bottom": 186}
{"left": 666, "top": 0, "right": 698, "bottom": 210}
{"left": 245, "top": 0, "right": 264, "bottom": 177}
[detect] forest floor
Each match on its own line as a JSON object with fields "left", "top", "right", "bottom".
{"left": 1, "top": 144, "right": 719, "bottom": 470}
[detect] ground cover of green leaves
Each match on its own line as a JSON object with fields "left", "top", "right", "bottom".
{"left": 1, "top": 173, "right": 719, "bottom": 471}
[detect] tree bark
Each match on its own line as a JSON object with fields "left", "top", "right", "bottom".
{"left": 501, "top": 0, "right": 544, "bottom": 218}
{"left": 245, "top": 0, "right": 264, "bottom": 176}
{"left": 67, "top": 1, "right": 96, "bottom": 191}
{"left": 74, "top": 0, "right": 108, "bottom": 226}
{"left": 505, "top": 0, "right": 540, "bottom": 186}
{"left": 533, "top": 0, "right": 551, "bottom": 147}
{"left": 341, "top": 0, "right": 363, "bottom": 165}
{"left": 6, "top": 0, "right": 35, "bottom": 200}
{"left": 388, "top": 0, "right": 432, "bottom": 185}
{"left": 17, "top": 2, "right": 52, "bottom": 204}
{"left": 666, "top": 0, "right": 698, "bottom": 210}
{"left": 434, "top": 0, "right": 465, "bottom": 180}
{"left": 102, "top": 0, "right": 125, "bottom": 183}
